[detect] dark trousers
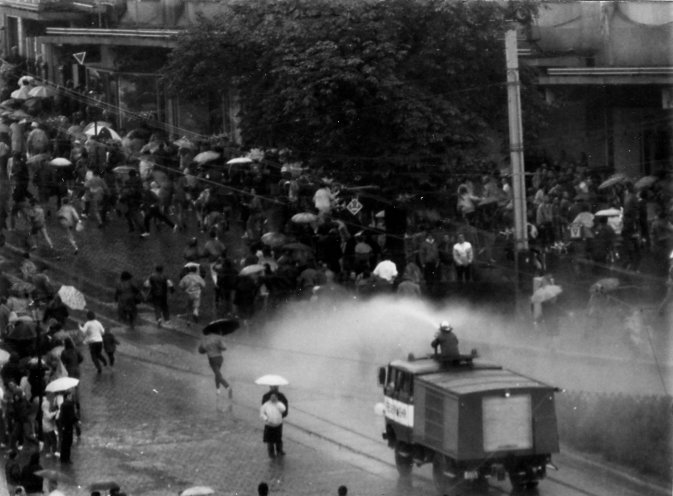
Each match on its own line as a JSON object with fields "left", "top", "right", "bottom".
{"left": 207, "top": 355, "right": 229, "bottom": 389}
{"left": 143, "top": 205, "right": 174, "bottom": 232}
{"left": 455, "top": 264, "right": 472, "bottom": 283}
{"left": 105, "top": 350, "right": 115, "bottom": 366}
{"left": 59, "top": 427, "right": 73, "bottom": 463}
{"left": 152, "top": 297, "right": 170, "bottom": 321}
{"left": 263, "top": 424, "right": 283, "bottom": 457}
{"left": 88, "top": 342, "right": 107, "bottom": 372}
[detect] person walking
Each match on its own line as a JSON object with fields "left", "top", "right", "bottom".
{"left": 452, "top": 233, "right": 474, "bottom": 284}
{"left": 56, "top": 390, "right": 78, "bottom": 464}
{"left": 40, "top": 392, "right": 58, "bottom": 458}
{"left": 260, "top": 392, "right": 286, "bottom": 458}
{"left": 55, "top": 197, "right": 80, "bottom": 254}
{"left": 26, "top": 198, "right": 53, "bottom": 250}
{"left": 114, "top": 271, "right": 141, "bottom": 330}
{"left": 144, "top": 265, "right": 174, "bottom": 326}
{"left": 179, "top": 265, "right": 206, "bottom": 323}
{"left": 140, "top": 181, "right": 177, "bottom": 237}
{"left": 197, "top": 330, "right": 231, "bottom": 395}
{"left": 102, "top": 328, "right": 120, "bottom": 367}
{"left": 78, "top": 310, "right": 107, "bottom": 374}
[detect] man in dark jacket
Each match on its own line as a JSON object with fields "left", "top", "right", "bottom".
{"left": 144, "top": 265, "right": 174, "bottom": 326}
{"left": 57, "top": 390, "right": 78, "bottom": 464}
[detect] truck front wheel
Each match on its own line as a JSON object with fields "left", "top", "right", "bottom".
{"left": 394, "top": 443, "right": 413, "bottom": 477}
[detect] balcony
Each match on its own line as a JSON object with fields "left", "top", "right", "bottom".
{"left": 0, "top": 0, "right": 97, "bottom": 20}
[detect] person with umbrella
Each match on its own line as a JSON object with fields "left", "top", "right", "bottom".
{"left": 260, "top": 391, "right": 286, "bottom": 458}
{"left": 261, "top": 385, "right": 289, "bottom": 446}
{"left": 197, "top": 324, "right": 231, "bottom": 396}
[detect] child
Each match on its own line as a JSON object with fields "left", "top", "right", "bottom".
{"left": 102, "top": 328, "right": 120, "bottom": 366}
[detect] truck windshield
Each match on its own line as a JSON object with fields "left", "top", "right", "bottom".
{"left": 385, "top": 367, "right": 413, "bottom": 402}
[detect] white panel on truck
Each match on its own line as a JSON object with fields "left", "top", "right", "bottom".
{"left": 482, "top": 395, "right": 532, "bottom": 452}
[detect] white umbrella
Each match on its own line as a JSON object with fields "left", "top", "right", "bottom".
{"left": 179, "top": 487, "right": 214, "bottom": 496}
{"left": 57, "top": 285, "right": 86, "bottom": 310}
{"left": 373, "top": 260, "right": 398, "bottom": 282}
{"left": 227, "top": 156, "right": 253, "bottom": 165}
{"left": 255, "top": 374, "right": 289, "bottom": 386}
{"left": 84, "top": 126, "right": 122, "bottom": 141}
{"left": 82, "top": 121, "right": 112, "bottom": 134}
{"left": 45, "top": 377, "right": 79, "bottom": 393}
{"left": 193, "top": 151, "right": 220, "bottom": 164}
{"left": 291, "top": 212, "right": 318, "bottom": 224}
{"left": 594, "top": 208, "right": 621, "bottom": 217}
{"left": 240, "top": 264, "right": 265, "bottom": 276}
{"left": 0, "top": 348, "right": 10, "bottom": 365}
{"left": 28, "top": 85, "right": 56, "bottom": 98}
{"left": 48, "top": 157, "right": 72, "bottom": 167}
{"left": 530, "top": 284, "right": 563, "bottom": 304}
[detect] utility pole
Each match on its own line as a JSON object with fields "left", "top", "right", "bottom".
{"left": 505, "top": 26, "right": 528, "bottom": 310}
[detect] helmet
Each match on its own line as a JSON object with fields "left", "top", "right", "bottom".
{"left": 439, "top": 321, "right": 452, "bottom": 331}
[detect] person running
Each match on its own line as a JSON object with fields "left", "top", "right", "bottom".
{"left": 179, "top": 265, "right": 206, "bottom": 323}
{"left": 78, "top": 310, "right": 107, "bottom": 374}
{"left": 197, "top": 329, "right": 231, "bottom": 395}
{"left": 144, "top": 265, "right": 174, "bottom": 327}
{"left": 56, "top": 197, "right": 80, "bottom": 254}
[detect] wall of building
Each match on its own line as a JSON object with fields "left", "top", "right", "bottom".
{"left": 536, "top": 1, "right": 673, "bottom": 67}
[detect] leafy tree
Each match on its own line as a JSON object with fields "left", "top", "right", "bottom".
{"left": 162, "top": 0, "right": 545, "bottom": 179}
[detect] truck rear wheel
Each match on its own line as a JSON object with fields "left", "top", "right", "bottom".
{"left": 509, "top": 470, "right": 539, "bottom": 490}
{"left": 394, "top": 443, "right": 413, "bottom": 477}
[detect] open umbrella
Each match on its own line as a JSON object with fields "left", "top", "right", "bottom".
{"left": 82, "top": 121, "right": 112, "bottom": 134}
{"left": 590, "top": 277, "right": 620, "bottom": 294}
{"left": 291, "top": 212, "right": 318, "bottom": 224}
{"left": 202, "top": 318, "right": 240, "bottom": 336}
{"left": 28, "top": 85, "right": 56, "bottom": 98}
{"left": 226, "top": 156, "right": 253, "bottom": 165}
{"left": 261, "top": 232, "right": 288, "bottom": 248}
{"left": 173, "top": 137, "right": 196, "bottom": 150}
{"left": 634, "top": 175, "right": 657, "bottom": 190}
{"left": 11, "top": 280, "right": 35, "bottom": 295}
{"left": 0, "top": 348, "right": 10, "bottom": 365}
{"left": 572, "top": 211, "right": 594, "bottom": 228}
{"left": 240, "top": 264, "right": 265, "bottom": 276}
{"left": 85, "top": 126, "right": 122, "bottom": 141}
{"left": 48, "top": 157, "right": 71, "bottom": 167}
{"left": 7, "top": 322, "right": 36, "bottom": 341}
{"left": 11, "top": 109, "right": 31, "bottom": 120}
{"left": 255, "top": 374, "right": 289, "bottom": 386}
{"left": 26, "top": 153, "right": 50, "bottom": 165}
{"left": 89, "top": 481, "right": 120, "bottom": 492}
{"left": 193, "top": 151, "right": 220, "bottom": 164}
{"left": 179, "top": 487, "right": 214, "bottom": 496}
{"left": 594, "top": 208, "right": 621, "bottom": 217}
{"left": 184, "top": 262, "right": 201, "bottom": 270}
{"left": 45, "top": 377, "right": 79, "bottom": 393}
{"left": 598, "top": 173, "right": 627, "bottom": 190}
{"left": 57, "top": 285, "right": 86, "bottom": 310}
{"left": 282, "top": 242, "right": 313, "bottom": 252}
{"left": 373, "top": 260, "right": 398, "bottom": 282}
{"left": 34, "top": 469, "right": 71, "bottom": 482}
{"left": 112, "top": 165, "right": 136, "bottom": 174}
{"left": 530, "top": 284, "right": 563, "bottom": 304}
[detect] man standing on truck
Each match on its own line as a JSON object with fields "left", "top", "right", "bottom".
{"left": 431, "top": 321, "right": 460, "bottom": 360}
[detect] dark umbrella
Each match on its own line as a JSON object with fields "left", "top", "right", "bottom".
{"left": 282, "top": 242, "right": 313, "bottom": 252}
{"left": 89, "top": 481, "right": 120, "bottom": 492}
{"left": 7, "top": 321, "right": 37, "bottom": 340}
{"left": 34, "top": 469, "right": 71, "bottom": 482}
{"left": 202, "top": 318, "right": 240, "bottom": 336}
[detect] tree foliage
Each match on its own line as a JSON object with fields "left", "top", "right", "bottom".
{"left": 162, "top": 0, "right": 545, "bottom": 174}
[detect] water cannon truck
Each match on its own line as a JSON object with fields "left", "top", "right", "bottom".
{"left": 376, "top": 351, "right": 560, "bottom": 493}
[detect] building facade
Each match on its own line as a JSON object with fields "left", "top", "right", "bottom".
{"left": 0, "top": 0, "right": 671, "bottom": 175}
